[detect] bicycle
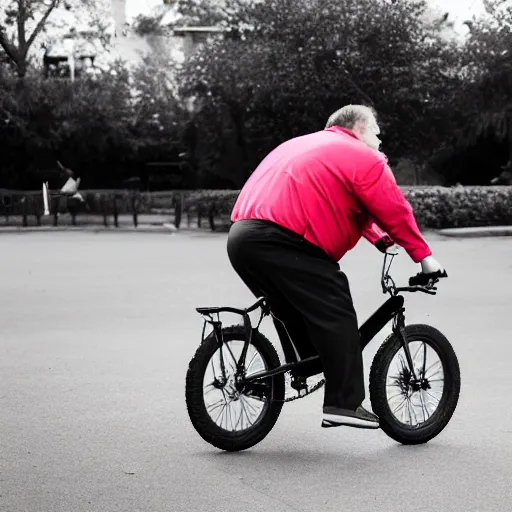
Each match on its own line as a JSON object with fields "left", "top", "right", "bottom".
{"left": 185, "top": 248, "right": 460, "bottom": 451}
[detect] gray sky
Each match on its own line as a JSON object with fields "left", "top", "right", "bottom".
{"left": 124, "top": 0, "right": 486, "bottom": 23}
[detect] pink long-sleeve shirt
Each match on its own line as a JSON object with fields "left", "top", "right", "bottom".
{"left": 231, "top": 126, "right": 432, "bottom": 263}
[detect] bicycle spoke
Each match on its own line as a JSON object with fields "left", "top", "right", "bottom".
{"left": 429, "top": 390, "right": 443, "bottom": 399}
{"left": 206, "top": 398, "right": 226, "bottom": 413}
{"left": 221, "top": 346, "right": 237, "bottom": 374}
{"left": 224, "top": 342, "right": 238, "bottom": 366}
{"left": 387, "top": 392, "right": 405, "bottom": 401}
{"left": 239, "top": 397, "right": 252, "bottom": 428}
{"left": 233, "top": 401, "right": 244, "bottom": 430}
{"left": 424, "top": 359, "right": 442, "bottom": 379}
{"left": 203, "top": 339, "right": 269, "bottom": 432}
{"left": 426, "top": 390, "right": 441, "bottom": 403}
{"left": 419, "top": 391, "right": 430, "bottom": 422}
{"left": 393, "top": 396, "right": 408, "bottom": 415}
{"left": 215, "top": 402, "right": 227, "bottom": 424}
{"left": 408, "top": 398, "right": 419, "bottom": 425}
{"left": 400, "top": 399, "right": 408, "bottom": 423}
{"left": 227, "top": 401, "right": 235, "bottom": 431}
{"left": 204, "top": 382, "right": 217, "bottom": 394}
{"left": 412, "top": 342, "right": 425, "bottom": 367}
{"left": 242, "top": 396, "right": 260, "bottom": 416}
{"left": 245, "top": 351, "right": 260, "bottom": 374}
{"left": 406, "top": 400, "right": 413, "bottom": 425}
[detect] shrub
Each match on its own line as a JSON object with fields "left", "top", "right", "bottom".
{"left": 2, "top": 186, "right": 511, "bottom": 230}
{"left": 184, "top": 186, "right": 512, "bottom": 230}
{"left": 402, "top": 186, "right": 512, "bottom": 229}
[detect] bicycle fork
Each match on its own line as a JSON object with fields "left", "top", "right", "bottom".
{"left": 393, "top": 309, "right": 418, "bottom": 381}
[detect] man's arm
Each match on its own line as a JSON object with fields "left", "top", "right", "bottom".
{"left": 361, "top": 218, "right": 394, "bottom": 252}
{"left": 352, "top": 159, "right": 432, "bottom": 263}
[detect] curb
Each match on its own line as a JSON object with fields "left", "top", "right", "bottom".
{"left": 0, "top": 224, "right": 178, "bottom": 234}
{"left": 438, "top": 226, "right": 512, "bottom": 238}
{"left": 0, "top": 224, "right": 231, "bottom": 235}
{"left": 2, "top": 225, "right": 511, "bottom": 238}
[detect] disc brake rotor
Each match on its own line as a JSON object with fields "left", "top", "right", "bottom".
{"left": 386, "top": 340, "right": 445, "bottom": 427}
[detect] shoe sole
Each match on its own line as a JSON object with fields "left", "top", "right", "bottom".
{"left": 322, "top": 413, "right": 380, "bottom": 430}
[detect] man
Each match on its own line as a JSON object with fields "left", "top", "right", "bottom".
{"left": 227, "top": 105, "right": 446, "bottom": 430}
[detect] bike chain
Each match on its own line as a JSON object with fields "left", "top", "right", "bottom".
{"left": 271, "top": 370, "right": 326, "bottom": 403}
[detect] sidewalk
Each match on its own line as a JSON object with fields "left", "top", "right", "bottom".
{"left": 0, "top": 224, "right": 178, "bottom": 234}
{"left": 0, "top": 213, "right": 230, "bottom": 234}
{"left": 438, "top": 226, "right": 512, "bottom": 238}
{"left": 0, "top": 216, "right": 510, "bottom": 238}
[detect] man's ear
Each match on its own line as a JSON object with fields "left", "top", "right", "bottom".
{"left": 352, "top": 120, "right": 366, "bottom": 137}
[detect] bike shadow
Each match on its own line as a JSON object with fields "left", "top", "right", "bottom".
{"left": 189, "top": 437, "right": 500, "bottom": 476}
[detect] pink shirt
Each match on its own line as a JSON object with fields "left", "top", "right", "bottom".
{"left": 231, "top": 126, "right": 432, "bottom": 263}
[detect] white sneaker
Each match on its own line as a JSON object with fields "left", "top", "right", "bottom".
{"left": 322, "top": 405, "right": 380, "bottom": 429}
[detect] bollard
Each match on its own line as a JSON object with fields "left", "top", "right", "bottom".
{"left": 102, "top": 195, "right": 108, "bottom": 227}
{"left": 208, "top": 204, "right": 215, "bottom": 231}
{"left": 22, "top": 196, "right": 28, "bottom": 227}
{"left": 113, "top": 195, "right": 119, "bottom": 228}
{"left": 53, "top": 196, "right": 60, "bottom": 226}
{"left": 131, "top": 194, "right": 138, "bottom": 227}
{"left": 174, "top": 193, "right": 182, "bottom": 229}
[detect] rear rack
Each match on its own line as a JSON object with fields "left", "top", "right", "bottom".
{"left": 196, "top": 297, "right": 271, "bottom": 375}
{"left": 196, "top": 296, "right": 270, "bottom": 317}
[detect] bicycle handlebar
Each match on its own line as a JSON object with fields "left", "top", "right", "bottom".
{"left": 381, "top": 250, "right": 447, "bottom": 296}
{"left": 408, "top": 269, "right": 448, "bottom": 287}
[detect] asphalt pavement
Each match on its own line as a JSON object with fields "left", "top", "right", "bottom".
{"left": 1, "top": 231, "right": 511, "bottom": 512}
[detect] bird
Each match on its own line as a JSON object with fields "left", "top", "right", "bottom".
{"left": 57, "top": 161, "right": 84, "bottom": 201}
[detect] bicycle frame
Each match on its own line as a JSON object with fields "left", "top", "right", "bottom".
{"left": 242, "top": 293, "right": 405, "bottom": 384}
{"left": 196, "top": 249, "right": 437, "bottom": 387}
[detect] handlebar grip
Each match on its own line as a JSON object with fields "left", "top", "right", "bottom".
{"left": 409, "top": 269, "right": 448, "bottom": 287}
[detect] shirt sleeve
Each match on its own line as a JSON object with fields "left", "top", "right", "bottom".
{"left": 361, "top": 218, "right": 389, "bottom": 245}
{"left": 352, "top": 160, "right": 432, "bottom": 263}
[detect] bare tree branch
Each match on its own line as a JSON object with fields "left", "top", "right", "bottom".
{"left": 25, "top": 0, "right": 61, "bottom": 53}
{"left": 0, "top": 27, "right": 19, "bottom": 65}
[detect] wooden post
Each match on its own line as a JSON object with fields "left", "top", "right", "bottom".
{"left": 113, "top": 195, "right": 119, "bottom": 228}
{"left": 22, "top": 196, "right": 28, "bottom": 227}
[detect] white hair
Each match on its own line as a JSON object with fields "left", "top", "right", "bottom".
{"left": 325, "top": 104, "right": 377, "bottom": 130}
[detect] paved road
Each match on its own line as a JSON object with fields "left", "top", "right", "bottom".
{"left": 1, "top": 231, "right": 511, "bottom": 512}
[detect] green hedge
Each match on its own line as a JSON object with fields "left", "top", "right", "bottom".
{"left": 0, "top": 186, "right": 511, "bottom": 229}
{"left": 401, "top": 186, "right": 512, "bottom": 229}
{"left": 181, "top": 186, "right": 512, "bottom": 229}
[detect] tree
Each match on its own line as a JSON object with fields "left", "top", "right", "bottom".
{"left": 459, "top": 1, "right": 512, "bottom": 151}
{"left": 175, "top": 0, "right": 463, "bottom": 186}
{"left": 0, "top": 0, "right": 114, "bottom": 78}
{"left": 0, "top": 0, "right": 61, "bottom": 77}
{"left": 433, "top": 0, "right": 512, "bottom": 184}
{"left": 0, "top": 52, "right": 189, "bottom": 189}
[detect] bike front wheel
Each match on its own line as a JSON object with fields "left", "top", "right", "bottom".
{"left": 369, "top": 324, "right": 460, "bottom": 445}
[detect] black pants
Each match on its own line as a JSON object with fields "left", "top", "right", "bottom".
{"left": 226, "top": 219, "right": 365, "bottom": 410}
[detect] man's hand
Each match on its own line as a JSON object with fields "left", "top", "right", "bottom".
{"left": 375, "top": 235, "right": 394, "bottom": 253}
{"left": 409, "top": 256, "right": 448, "bottom": 287}
{"left": 420, "top": 255, "right": 443, "bottom": 274}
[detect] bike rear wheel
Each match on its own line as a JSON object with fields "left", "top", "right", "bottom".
{"left": 369, "top": 324, "right": 460, "bottom": 445}
{"left": 185, "top": 325, "right": 285, "bottom": 451}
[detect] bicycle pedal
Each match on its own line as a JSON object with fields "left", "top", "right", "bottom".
{"left": 290, "top": 375, "right": 308, "bottom": 392}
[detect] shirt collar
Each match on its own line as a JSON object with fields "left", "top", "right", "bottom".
{"left": 324, "top": 126, "right": 360, "bottom": 140}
